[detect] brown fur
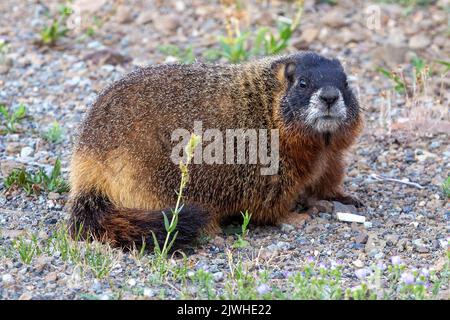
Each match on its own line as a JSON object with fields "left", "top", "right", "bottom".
{"left": 69, "top": 54, "right": 363, "bottom": 250}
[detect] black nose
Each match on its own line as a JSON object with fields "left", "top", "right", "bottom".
{"left": 319, "top": 87, "right": 339, "bottom": 107}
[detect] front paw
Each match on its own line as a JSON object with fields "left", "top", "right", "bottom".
{"left": 330, "top": 194, "right": 364, "bottom": 208}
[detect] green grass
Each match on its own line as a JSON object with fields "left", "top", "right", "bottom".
{"left": 204, "top": 13, "right": 301, "bottom": 63}
{"left": 0, "top": 103, "right": 27, "bottom": 134}
{"left": 4, "top": 158, "right": 69, "bottom": 196}
{"left": 0, "top": 39, "right": 9, "bottom": 64}
{"left": 12, "top": 234, "right": 41, "bottom": 264}
{"left": 83, "top": 241, "right": 119, "bottom": 279}
{"left": 377, "top": 0, "right": 436, "bottom": 7}
{"left": 442, "top": 176, "right": 450, "bottom": 198}
{"left": 377, "top": 57, "right": 449, "bottom": 94}
{"left": 42, "top": 121, "right": 64, "bottom": 143}
{"left": 39, "top": 4, "right": 73, "bottom": 45}
{"left": 4, "top": 224, "right": 448, "bottom": 299}
{"left": 377, "top": 67, "right": 407, "bottom": 93}
{"left": 232, "top": 210, "right": 251, "bottom": 249}
{"left": 159, "top": 2, "right": 304, "bottom": 64}
{"left": 157, "top": 44, "right": 196, "bottom": 64}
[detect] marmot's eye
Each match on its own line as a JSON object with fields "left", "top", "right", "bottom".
{"left": 299, "top": 79, "right": 307, "bottom": 88}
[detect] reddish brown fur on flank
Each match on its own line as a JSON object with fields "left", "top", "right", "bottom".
{"left": 69, "top": 54, "right": 362, "bottom": 250}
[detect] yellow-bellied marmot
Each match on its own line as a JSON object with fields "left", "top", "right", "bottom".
{"left": 69, "top": 52, "right": 363, "bottom": 250}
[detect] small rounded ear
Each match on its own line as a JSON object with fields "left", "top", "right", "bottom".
{"left": 284, "top": 62, "right": 296, "bottom": 83}
{"left": 271, "top": 60, "right": 296, "bottom": 84}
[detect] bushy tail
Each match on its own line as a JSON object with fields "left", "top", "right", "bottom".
{"left": 68, "top": 191, "right": 209, "bottom": 251}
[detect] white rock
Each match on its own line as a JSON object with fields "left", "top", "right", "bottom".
{"left": 336, "top": 212, "right": 366, "bottom": 223}
{"left": 143, "top": 287, "right": 155, "bottom": 298}
{"left": 20, "top": 146, "right": 34, "bottom": 158}
{"left": 2, "top": 274, "right": 14, "bottom": 284}
{"left": 127, "top": 278, "right": 136, "bottom": 286}
{"left": 213, "top": 271, "right": 224, "bottom": 282}
{"left": 353, "top": 259, "right": 364, "bottom": 268}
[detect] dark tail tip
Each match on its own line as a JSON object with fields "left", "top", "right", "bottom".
{"left": 68, "top": 191, "right": 209, "bottom": 252}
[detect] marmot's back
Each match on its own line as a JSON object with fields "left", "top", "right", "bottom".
{"left": 76, "top": 62, "right": 279, "bottom": 157}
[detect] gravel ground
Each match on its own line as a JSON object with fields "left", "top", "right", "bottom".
{"left": 0, "top": 0, "right": 449, "bottom": 299}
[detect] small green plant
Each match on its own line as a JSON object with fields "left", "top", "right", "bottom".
{"left": 152, "top": 134, "right": 201, "bottom": 264}
{"left": 435, "top": 60, "right": 450, "bottom": 73}
{"left": 191, "top": 268, "right": 217, "bottom": 299}
{"left": 5, "top": 158, "right": 69, "bottom": 195}
{"left": 377, "top": 0, "right": 435, "bottom": 8}
{"left": 39, "top": 4, "right": 72, "bottom": 45}
{"left": 47, "top": 225, "right": 83, "bottom": 263}
{"left": 442, "top": 176, "right": 450, "bottom": 198}
{"left": 204, "top": 1, "right": 303, "bottom": 63}
{"left": 0, "top": 39, "right": 9, "bottom": 63}
{"left": 0, "top": 103, "right": 27, "bottom": 134}
{"left": 83, "top": 241, "right": 118, "bottom": 279}
{"left": 377, "top": 67, "right": 407, "bottom": 93}
{"left": 232, "top": 210, "right": 252, "bottom": 249}
{"left": 13, "top": 234, "right": 41, "bottom": 264}
{"left": 43, "top": 121, "right": 64, "bottom": 143}
{"left": 40, "top": 21, "right": 68, "bottom": 45}
{"left": 157, "top": 44, "right": 196, "bottom": 64}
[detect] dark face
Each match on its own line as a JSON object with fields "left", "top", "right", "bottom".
{"left": 280, "top": 52, "right": 360, "bottom": 133}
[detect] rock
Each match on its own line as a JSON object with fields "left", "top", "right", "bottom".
{"left": 333, "top": 201, "right": 358, "bottom": 214}
{"left": 115, "top": 6, "right": 133, "bottom": 23}
{"left": 73, "top": 0, "right": 107, "bottom": 13}
{"left": 396, "top": 238, "right": 408, "bottom": 252}
{"left": 136, "top": 10, "right": 153, "bottom": 25}
{"left": 319, "top": 212, "right": 332, "bottom": 220}
{"left": 314, "top": 200, "right": 333, "bottom": 213}
{"left": 409, "top": 34, "right": 431, "bottom": 50}
{"left": 1, "top": 160, "right": 25, "bottom": 177}
{"left": 0, "top": 228, "right": 26, "bottom": 239}
{"left": 294, "top": 28, "right": 319, "bottom": 48}
{"left": 20, "top": 146, "right": 34, "bottom": 158}
{"left": 143, "top": 287, "right": 155, "bottom": 298}
{"left": 338, "top": 27, "right": 364, "bottom": 44}
{"left": 355, "top": 232, "right": 368, "bottom": 244}
{"left": 268, "top": 241, "right": 290, "bottom": 251}
{"left": 212, "top": 236, "right": 225, "bottom": 247}
{"left": 276, "top": 241, "right": 290, "bottom": 250}
{"left": 336, "top": 212, "right": 365, "bottom": 223}
{"left": 385, "top": 234, "right": 399, "bottom": 245}
{"left": 0, "top": 64, "right": 11, "bottom": 74}
{"left": 363, "top": 222, "right": 372, "bottom": 229}
{"left": 35, "top": 256, "right": 52, "bottom": 272}
{"left": 306, "top": 206, "right": 319, "bottom": 216}
{"left": 387, "top": 28, "right": 407, "bottom": 46}
{"left": 365, "top": 234, "right": 386, "bottom": 256}
{"left": 2, "top": 274, "right": 14, "bottom": 285}
{"left": 83, "top": 49, "right": 132, "bottom": 66}
{"left": 213, "top": 271, "right": 224, "bottom": 282}
{"left": 321, "top": 10, "right": 348, "bottom": 28}
{"left": 44, "top": 272, "right": 58, "bottom": 282}
{"left": 47, "top": 192, "right": 60, "bottom": 200}
{"left": 353, "top": 259, "right": 364, "bottom": 268}
{"left": 280, "top": 223, "right": 295, "bottom": 233}
{"left": 429, "top": 141, "right": 440, "bottom": 150}
{"left": 19, "top": 292, "right": 32, "bottom": 300}
{"left": 6, "top": 142, "right": 22, "bottom": 155}
{"left": 413, "top": 239, "right": 430, "bottom": 253}
{"left": 127, "top": 278, "right": 136, "bottom": 287}
{"left": 153, "top": 15, "right": 180, "bottom": 35}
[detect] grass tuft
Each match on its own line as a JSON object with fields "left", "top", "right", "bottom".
{"left": 5, "top": 158, "right": 69, "bottom": 196}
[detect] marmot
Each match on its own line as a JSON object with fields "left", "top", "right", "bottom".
{"left": 69, "top": 52, "right": 363, "bottom": 250}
